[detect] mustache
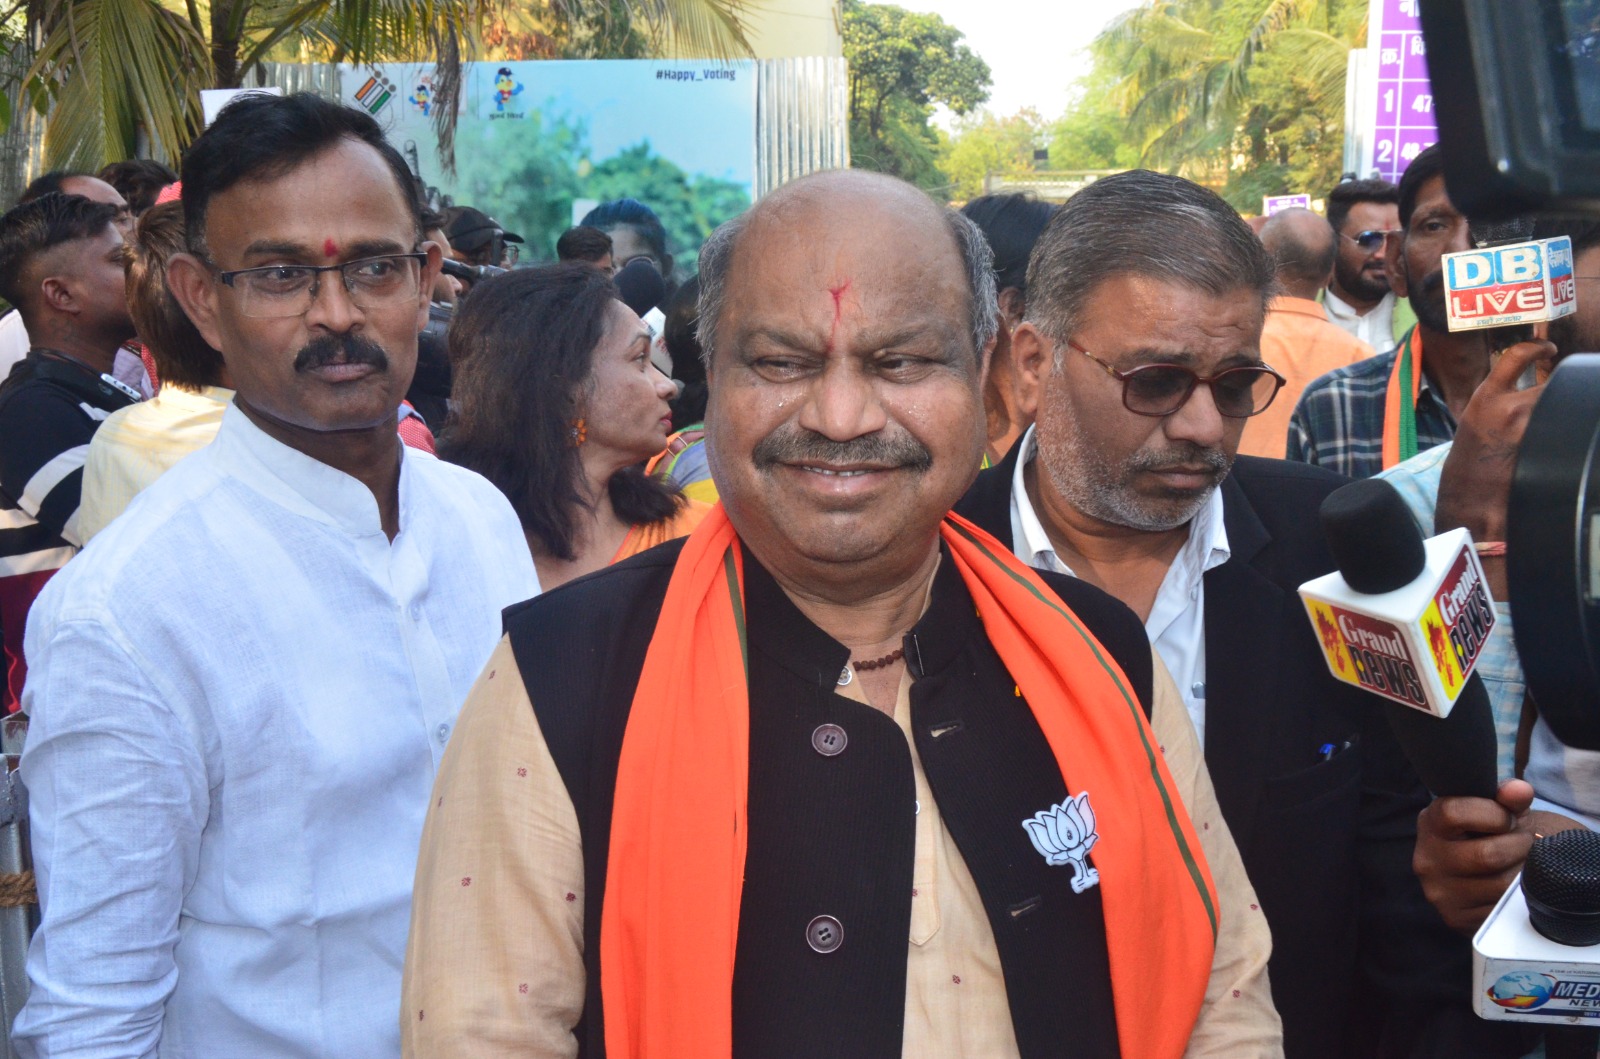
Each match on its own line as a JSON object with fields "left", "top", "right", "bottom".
{"left": 751, "top": 425, "right": 933, "bottom": 472}
{"left": 293, "top": 332, "right": 390, "bottom": 374}
{"left": 1130, "top": 443, "right": 1231, "bottom": 477}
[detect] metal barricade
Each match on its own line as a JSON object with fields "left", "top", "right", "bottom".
{"left": 0, "top": 715, "right": 33, "bottom": 1058}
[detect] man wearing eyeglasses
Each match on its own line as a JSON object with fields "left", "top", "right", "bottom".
{"left": 12, "top": 93, "right": 537, "bottom": 1057}
{"left": 956, "top": 169, "right": 1531, "bottom": 1059}
{"left": 1321, "top": 178, "right": 1414, "bottom": 353}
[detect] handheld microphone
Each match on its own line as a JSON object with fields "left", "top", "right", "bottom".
{"left": 1299, "top": 479, "right": 1499, "bottom": 797}
{"left": 440, "top": 260, "right": 507, "bottom": 284}
{"left": 1443, "top": 231, "right": 1576, "bottom": 336}
{"left": 615, "top": 258, "right": 666, "bottom": 318}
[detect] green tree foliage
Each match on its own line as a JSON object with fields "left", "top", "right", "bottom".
{"left": 585, "top": 142, "right": 752, "bottom": 271}
{"left": 1046, "top": 69, "right": 1143, "bottom": 172}
{"left": 938, "top": 108, "right": 1044, "bottom": 202}
{"left": 842, "top": 0, "right": 991, "bottom": 193}
{"left": 1090, "top": 0, "right": 1365, "bottom": 210}
{"left": 450, "top": 113, "right": 748, "bottom": 269}
{"left": 3, "top": 0, "right": 753, "bottom": 170}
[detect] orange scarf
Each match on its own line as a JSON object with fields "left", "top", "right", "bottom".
{"left": 1381, "top": 325, "right": 1424, "bottom": 470}
{"left": 600, "top": 506, "right": 1218, "bottom": 1059}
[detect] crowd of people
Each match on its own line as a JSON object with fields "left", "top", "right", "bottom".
{"left": 0, "top": 87, "right": 1595, "bottom": 1058}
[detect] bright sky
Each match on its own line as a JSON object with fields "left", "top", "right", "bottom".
{"left": 902, "top": 0, "right": 1149, "bottom": 125}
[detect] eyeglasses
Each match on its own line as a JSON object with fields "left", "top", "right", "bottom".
{"left": 1344, "top": 228, "right": 1400, "bottom": 251}
{"left": 213, "top": 253, "right": 428, "bottom": 319}
{"left": 1067, "top": 338, "right": 1286, "bottom": 418}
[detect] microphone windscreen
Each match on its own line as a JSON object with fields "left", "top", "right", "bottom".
{"left": 615, "top": 259, "right": 666, "bottom": 318}
{"left": 1524, "top": 830, "right": 1600, "bottom": 946}
{"left": 1469, "top": 216, "right": 1535, "bottom": 249}
{"left": 1320, "top": 479, "right": 1427, "bottom": 594}
{"left": 1381, "top": 673, "right": 1499, "bottom": 798}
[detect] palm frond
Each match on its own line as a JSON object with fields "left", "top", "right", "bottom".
{"left": 1269, "top": 26, "right": 1350, "bottom": 104}
{"left": 29, "top": 0, "right": 209, "bottom": 168}
{"left": 1218, "top": 0, "right": 1314, "bottom": 114}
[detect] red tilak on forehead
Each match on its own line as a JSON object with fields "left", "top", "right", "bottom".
{"left": 828, "top": 281, "right": 851, "bottom": 319}
{"left": 824, "top": 280, "right": 851, "bottom": 354}
{"left": 323, "top": 239, "right": 338, "bottom": 258}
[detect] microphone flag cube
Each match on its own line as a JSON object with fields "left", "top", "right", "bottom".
{"left": 1299, "top": 528, "right": 1497, "bottom": 717}
{"left": 1444, "top": 236, "right": 1577, "bottom": 332}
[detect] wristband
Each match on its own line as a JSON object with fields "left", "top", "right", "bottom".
{"left": 1475, "top": 541, "right": 1507, "bottom": 558}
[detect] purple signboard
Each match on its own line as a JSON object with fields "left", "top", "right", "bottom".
{"left": 1367, "top": 0, "right": 1437, "bottom": 183}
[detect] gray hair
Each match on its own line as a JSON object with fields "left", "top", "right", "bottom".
{"left": 1025, "top": 170, "right": 1276, "bottom": 363}
{"left": 696, "top": 202, "right": 999, "bottom": 368}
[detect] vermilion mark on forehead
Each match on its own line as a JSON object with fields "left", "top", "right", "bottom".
{"left": 323, "top": 238, "right": 338, "bottom": 258}
{"left": 828, "top": 281, "right": 850, "bottom": 320}
{"left": 826, "top": 281, "right": 851, "bottom": 353}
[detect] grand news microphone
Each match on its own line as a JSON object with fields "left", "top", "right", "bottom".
{"left": 1298, "top": 479, "right": 1498, "bottom": 798}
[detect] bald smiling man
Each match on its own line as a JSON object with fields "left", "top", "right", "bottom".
{"left": 401, "top": 170, "right": 1283, "bottom": 1059}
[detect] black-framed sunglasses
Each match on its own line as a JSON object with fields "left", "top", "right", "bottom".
{"left": 212, "top": 252, "right": 429, "bottom": 319}
{"left": 1067, "top": 338, "right": 1286, "bottom": 419}
{"left": 1345, "top": 228, "right": 1400, "bottom": 252}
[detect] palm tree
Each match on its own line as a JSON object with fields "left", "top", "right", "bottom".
{"left": 1093, "top": 0, "right": 1361, "bottom": 181}
{"left": 6, "top": 0, "right": 752, "bottom": 171}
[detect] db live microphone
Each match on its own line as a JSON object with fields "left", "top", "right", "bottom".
{"left": 1298, "top": 479, "right": 1498, "bottom": 798}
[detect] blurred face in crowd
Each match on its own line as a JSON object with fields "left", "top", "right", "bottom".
{"left": 60, "top": 176, "right": 133, "bottom": 233}
{"left": 1333, "top": 200, "right": 1399, "bottom": 303}
{"left": 1387, "top": 174, "right": 1471, "bottom": 334}
{"left": 1022, "top": 274, "right": 1264, "bottom": 533}
{"left": 169, "top": 137, "right": 442, "bottom": 437}
{"left": 704, "top": 173, "right": 985, "bottom": 586}
{"left": 582, "top": 299, "right": 677, "bottom": 463}
{"left": 31, "top": 221, "right": 135, "bottom": 347}
{"left": 607, "top": 224, "right": 671, "bottom": 278}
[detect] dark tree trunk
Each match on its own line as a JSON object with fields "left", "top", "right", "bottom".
{"left": 211, "top": 1, "right": 241, "bottom": 88}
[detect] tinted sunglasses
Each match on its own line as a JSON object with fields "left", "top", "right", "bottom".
{"left": 1345, "top": 229, "right": 1400, "bottom": 251}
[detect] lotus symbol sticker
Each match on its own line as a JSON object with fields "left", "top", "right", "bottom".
{"left": 1022, "top": 791, "right": 1100, "bottom": 893}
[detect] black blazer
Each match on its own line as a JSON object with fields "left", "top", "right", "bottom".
{"left": 956, "top": 447, "right": 1534, "bottom": 1059}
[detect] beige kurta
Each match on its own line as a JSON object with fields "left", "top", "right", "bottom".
{"left": 401, "top": 635, "right": 1283, "bottom": 1058}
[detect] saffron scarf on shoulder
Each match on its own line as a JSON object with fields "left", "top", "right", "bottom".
{"left": 1382, "top": 325, "right": 1425, "bottom": 470}
{"left": 600, "top": 505, "right": 1219, "bottom": 1059}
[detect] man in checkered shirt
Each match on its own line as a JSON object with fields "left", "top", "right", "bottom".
{"left": 1287, "top": 146, "right": 1490, "bottom": 478}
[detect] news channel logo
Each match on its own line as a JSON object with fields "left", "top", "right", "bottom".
{"left": 1487, "top": 971, "right": 1556, "bottom": 1010}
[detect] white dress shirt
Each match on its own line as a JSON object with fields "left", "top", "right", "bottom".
{"left": 14, "top": 404, "right": 539, "bottom": 1058}
{"left": 1007, "top": 426, "right": 1230, "bottom": 747}
{"left": 0, "top": 311, "right": 28, "bottom": 380}
{"left": 1322, "top": 288, "right": 1397, "bottom": 353}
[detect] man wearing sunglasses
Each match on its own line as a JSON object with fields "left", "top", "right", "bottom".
{"left": 1322, "top": 178, "right": 1413, "bottom": 352}
{"left": 957, "top": 169, "right": 1530, "bottom": 1059}
{"left": 12, "top": 93, "right": 537, "bottom": 1056}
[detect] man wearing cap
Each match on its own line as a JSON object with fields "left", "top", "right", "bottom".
{"left": 443, "top": 205, "right": 523, "bottom": 272}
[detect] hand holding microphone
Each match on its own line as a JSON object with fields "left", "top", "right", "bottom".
{"left": 1434, "top": 338, "right": 1558, "bottom": 581}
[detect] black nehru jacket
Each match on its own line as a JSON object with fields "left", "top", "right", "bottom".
{"left": 956, "top": 449, "right": 1538, "bottom": 1059}
{"left": 504, "top": 536, "right": 1155, "bottom": 1059}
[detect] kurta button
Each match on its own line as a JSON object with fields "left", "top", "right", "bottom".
{"left": 811, "top": 723, "right": 847, "bottom": 757}
{"left": 806, "top": 915, "right": 843, "bottom": 953}
{"left": 409, "top": 603, "right": 424, "bottom": 621}
{"left": 836, "top": 665, "right": 853, "bottom": 687}
{"left": 435, "top": 722, "right": 451, "bottom": 744}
